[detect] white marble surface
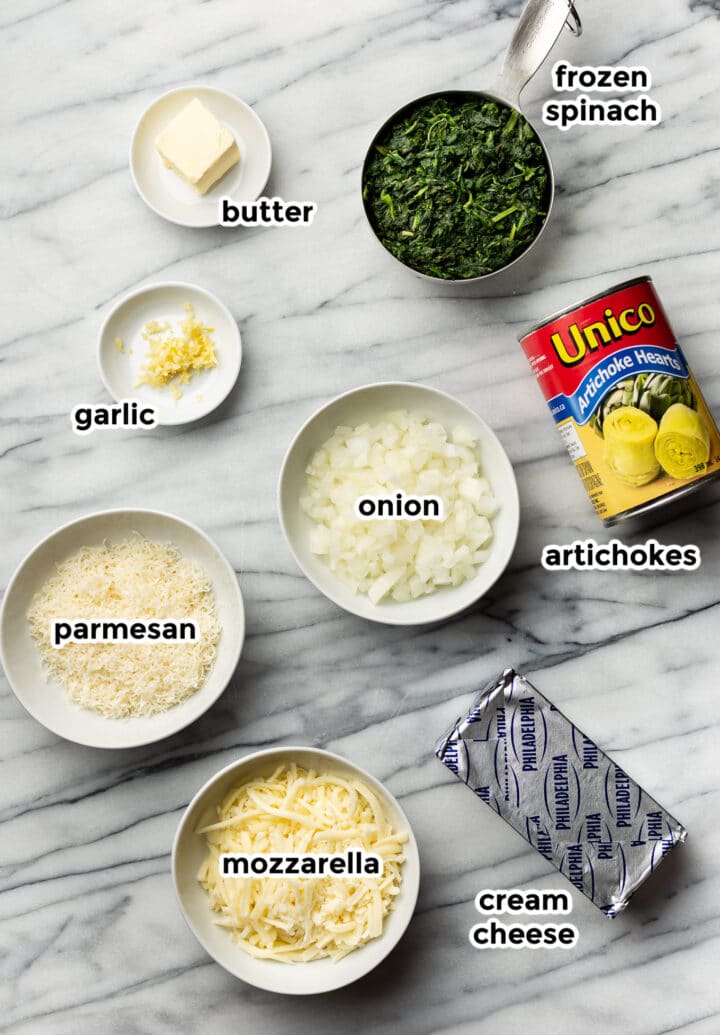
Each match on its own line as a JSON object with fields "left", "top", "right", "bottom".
{"left": 2, "top": 0, "right": 720, "bottom": 1031}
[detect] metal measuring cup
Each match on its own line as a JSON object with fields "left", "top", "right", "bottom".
{"left": 361, "top": 0, "right": 582, "bottom": 287}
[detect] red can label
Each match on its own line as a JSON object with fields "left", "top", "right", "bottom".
{"left": 520, "top": 278, "right": 720, "bottom": 523}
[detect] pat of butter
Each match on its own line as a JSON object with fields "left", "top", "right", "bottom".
{"left": 156, "top": 98, "right": 240, "bottom": 195}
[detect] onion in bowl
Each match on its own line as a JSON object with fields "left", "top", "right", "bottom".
{"left": 301, "top": 410, "right": 498, "bottom": 605}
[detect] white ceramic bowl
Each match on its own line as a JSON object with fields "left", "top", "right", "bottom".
{"left": 97, "top": 281, "right": 241, "bottom": 426}
{"left": 278, "top": 382, "right": 520, "bottom": 625}
{"left": 0, "top": 509, "right": 244, "bottom": 749}
{"left": 172, "top": 746, "right": 420, "bottom": 994}
{"left": 130, "top": 84, "right": 272, "bottom": 227}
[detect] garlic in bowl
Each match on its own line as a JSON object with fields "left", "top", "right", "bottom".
{"left": 278, "top": 382, "right": 519, "bottom": 625}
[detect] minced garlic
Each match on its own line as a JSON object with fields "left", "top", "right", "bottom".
{"left": 136, "top": 303, "right": 217, "bottom": 394}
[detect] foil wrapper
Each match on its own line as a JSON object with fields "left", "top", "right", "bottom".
{"left": 435, "top": 668, "right": 687, "bottom": 917}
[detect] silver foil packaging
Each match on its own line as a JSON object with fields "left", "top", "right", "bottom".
{"left": 435, "top": 668, "right": 687, "bottom": 917}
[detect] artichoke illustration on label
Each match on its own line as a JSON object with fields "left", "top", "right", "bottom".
{"left": 602, "top": 406, "right": 661, "bottom": 487}
{"left": 591, "top": 373, "right": 696, "bottom": 434}
{"left": 655, "top": 403, "right": 710, "bottom": 479}
{"left": 594, "top": 377, "right": 708, "bottom": 488}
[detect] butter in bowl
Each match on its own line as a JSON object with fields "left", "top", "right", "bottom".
{"left": 155, "top": 97, "right": 240, "bottom": 196}
{"left": 130, "top": 84, "right": 272, "bottom": 227}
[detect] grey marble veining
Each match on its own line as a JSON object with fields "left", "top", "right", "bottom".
{"left": 2, "top": 0, "right": 720, "bottom": 1032}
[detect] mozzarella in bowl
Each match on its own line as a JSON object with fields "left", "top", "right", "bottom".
{"left": 172, "top": 746, "right": 421, "bottom": 994}
{"left": 197, "top": 761, "right": 407, "bottom": 961}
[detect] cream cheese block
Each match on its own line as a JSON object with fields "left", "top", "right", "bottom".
{"left": 156, "top": 98, "right": 240, "bottom": 195}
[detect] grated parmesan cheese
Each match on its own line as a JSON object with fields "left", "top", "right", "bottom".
{"left": 27, "top": 536, "right": 222, "bottom": 719}
{"left": 136, "top": 304, "right": 217, "bottom": 394}
{"left": 197, "top": 763, "right": 407, "bottom": 962}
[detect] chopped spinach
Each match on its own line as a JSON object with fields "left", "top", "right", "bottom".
{"left": 362, "top": 94, "right": 550, "bottom": 280}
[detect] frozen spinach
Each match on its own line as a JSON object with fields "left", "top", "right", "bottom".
{"left": 362, "top": 94, "right": 550, "bottom": 280}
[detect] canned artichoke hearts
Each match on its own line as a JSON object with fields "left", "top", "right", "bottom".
{"left": 519, "top": 277, "right": 720, "bottom": 525}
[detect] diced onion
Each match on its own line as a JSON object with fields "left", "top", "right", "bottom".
{"left": 301, "top": 410, "right": 499, "bottom": 604}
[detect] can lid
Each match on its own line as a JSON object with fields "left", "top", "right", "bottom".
{"left": 517, "top": 276, "right": 652, "bottom": 342}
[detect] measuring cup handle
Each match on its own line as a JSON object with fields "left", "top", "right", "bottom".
{"left": 493, "top": 0, "right": 579, "bottom": 108}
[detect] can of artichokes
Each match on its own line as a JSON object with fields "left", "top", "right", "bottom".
{"left": 519, "top": 277, "right": 720, "bottom": 525}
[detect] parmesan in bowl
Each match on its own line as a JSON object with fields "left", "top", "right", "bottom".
{"left": 0, "top": 510, "right": 244, "bottom": 749}
{"left": 27, "top": 537, "right": 222, "bottom": 720}
{"left": 279, "top": 382, "right": 519, "bottom": 626}
{"left": 172, "top": 747, "right": 420, "bottom": 994}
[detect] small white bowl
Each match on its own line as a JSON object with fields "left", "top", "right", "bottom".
{"left": 98, "top": 281, "right": 241, "bottom": 426}
{"left": 0, "top": 509, "right": 244, "bottom": 749}
{"left": 278, "top": 382, "right": 519, "bottom": 625}
{"left": 172, "top": 746, "right": 420, "bottom": 994}
{"left": 130, "top": 84, "right": 272, "bottom": 228}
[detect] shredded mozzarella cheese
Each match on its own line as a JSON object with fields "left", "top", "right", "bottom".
{"left": 197, "top": 763, "right": 407, "bottom": 962}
